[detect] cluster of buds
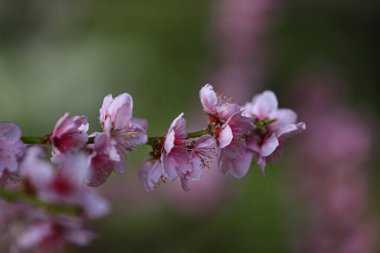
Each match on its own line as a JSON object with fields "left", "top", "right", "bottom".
{"left": 0, "top": 84, "right": 304, "bottom": 252}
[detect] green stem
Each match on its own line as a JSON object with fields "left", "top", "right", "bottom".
{"left": 21, "top": 129, "right": 211, "bottom": 147}
{"left": 0, "top": 188, "right": 81, "bottom": 215}
{"left": 187, "top": 130, "right": 209, "bottom": 138}
{"left": 146, "top": 129, "right": 210, "bottom": 146}
{"left": 21, "top": 136, "right": 45, "bottom": 144}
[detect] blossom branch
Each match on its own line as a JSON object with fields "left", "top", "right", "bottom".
{"left": 0, "top": 84, "right": 305, "bottom": 251}
{"left": 22, "top": 130, "right": 211, "bottom": 146}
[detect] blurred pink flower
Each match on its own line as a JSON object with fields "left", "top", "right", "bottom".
{"left": 0, "top": 122, "right": 25, "bottom": 178}
{"left": 289, "top": 74, "right": 378, "bottom": 253}
{"left": 18, "top": 216, "right": 95, "bottom": 251}
{"left": 20, "top": 146, "right": 109, "bottom": 219}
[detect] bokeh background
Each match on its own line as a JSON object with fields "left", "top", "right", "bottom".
{"left": 0, "top": 1, "right": 378, "bottom": 252}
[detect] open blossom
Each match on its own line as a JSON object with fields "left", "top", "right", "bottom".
{"left": 87, "top": 132, "right": 120, "bottom": 187}
{"left": 161, "top": 113, "right": 188, "bottom": 181}
{"left": 242, "top": 90, "right": 306, "bottom": 171}
{"left": 139, "top": 113, "right": 188, "bottom": 191}
{"left": 0, "top": 122, "right": 25, "bottom": 178}
{"left": 99, "top": 93, "right": 148, "bottom": 151}
{"left": 199, "top": 84, "right": 255, "bottom": 178}
{"left": 89, "top": 93, "right": 148, "bottom": 186}
{"left": 139, "top": 113, "right": 216, "bottom": 192}
{"left": 181, "top": 135, "right": 216, "bottom": 191}
{"left": 50, "top": 113, "right": 89, "bottom": 163}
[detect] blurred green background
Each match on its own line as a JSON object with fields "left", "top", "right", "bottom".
{"left": 0, "top": 1, "right": 378, "bottom": 252}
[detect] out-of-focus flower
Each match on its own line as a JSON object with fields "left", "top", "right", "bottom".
{"left": 18, "top": 216, "right": 95, "bottom": 251}
{"left": 210, "top": 0, "right": 281, "bottom": 101}
{"left": 288, "top": 75, "right": 378, "bottom": 253}
{"left": 0, "top": 122, "right": 25, "bottom": 179}
{"left": 242, "top": 90, "right": 305, "bottom": 172}
{"left": 20, "top": 146, "right": 109, "bottom": 219}
{"left": 50, "top": 113, "right": 89, "bottom": 163}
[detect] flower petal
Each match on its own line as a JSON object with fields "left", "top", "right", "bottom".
{"left": 161, "top": 156, "right": 178, "bottom": 181}
{"left": 228, "top": 151, "right": 253, "bottom": 179}
{"left": 139, "top": 160, "right": 162, "bottom": 192}
{"left": 200, "top": 84, "right": 218, "bottom": 114}
{"left": 249, "top": 90, "right": 278, "bottom": 119}
{"left": 260, "top": 133, "right": 279, "bottom": 157}
{"left": 277, "top": 122, "right": 306, "bottom": 139}
{"left": 219, "top": 124, "right": 233, "bottom": 148}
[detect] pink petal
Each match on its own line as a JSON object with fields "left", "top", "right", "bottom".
{"left": 59, "top": 152, "right": 90, "bottom": 187}
{"left": 0, "top": 122, "right": 22, "bottom": 143}
{"left": 87, "top": 155, "right": 114, "bottom": 187}
{"left": 110, "top": 93, "right": 133, "bottom": 129}
{"left": 219, "top": 124, "right": 233, "bottom": 148}
{"left": 260, "top": 133, "right": 279, "bottom": 157}
{"left": 80, "top": 191, "right": 110, "bottom": 219}
{"left": 161, "top": 155, "right": 178, "bottom": 181}
{"left": 270, "top": 109, "right": 297, "bottom": 130}
{"left": 139, "top": 160, "right": 162, "bottom": 192}
{"left": 228, "top": 152, "right": 254, "bottom": 179}
{"left": 199, "top": 83, "right": 218, "bottom": 114}
{"left": 132, "top": 118, "right": 148, "bottom": 131}
{"left": 194, "top": 135, "right": 215, "bottom": 149}
{"left": 164, "top": 129, "right": 175, "bottom": 154}
{"left": 169, "top": 113, "right": 187, "bottom": 139}
{"left": 250, "top": 90, "right": 278, "bottom": 119}
{"left": 216, "top": 103, "right": 241, "bottom": 121}
{"left": 277, "top": 122, "right": 306, "bottom": 139}
{"left": 257, "top": 156, "right": 266, "bottom": 174}
{"left": 99, "top": 94, "right": 113, "bottom": 122}
{"left": 19, "top": 146, "right": 54, "bottom": 188}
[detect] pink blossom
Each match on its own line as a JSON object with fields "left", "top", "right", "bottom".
{"left": 91, "top": 93, "right": 147, "bottom": 185}
{"left": 139, "top": 113, "right": 189, "bottom": 191}
{"left": 139, "top": 113, "right": 217, "bottom": 191}
{"left": 0, "top": 122, "right": 25, "bottom": 178}
{"left": 161, "top": 113, "right": 189, "bottom": 181}
{"left": 199, "top": 84, "right": 255, "bottom": 178}
{"left": 99, "top": 94, "right": 148, "bottom": 151}
{"left": 200, "top": 84, "right": 244, "bottom": 148}
{"left": 87, "top": 132, "right": 120, "bottom": 187}
{"left": 181, "top": 135, "right": 217, "bottom": 191}
{"left": 243, "top": 90, "right": 305, "bottom": 171}
{"left": 50, "top": 113, "right": 89, "bottom": 163}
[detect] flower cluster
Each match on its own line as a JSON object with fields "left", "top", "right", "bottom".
{"left": 139, "top": 84, "right": 305, "bottom": 191}
{"left": 0, "top": 84, "right": 304, "bottom": 252}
